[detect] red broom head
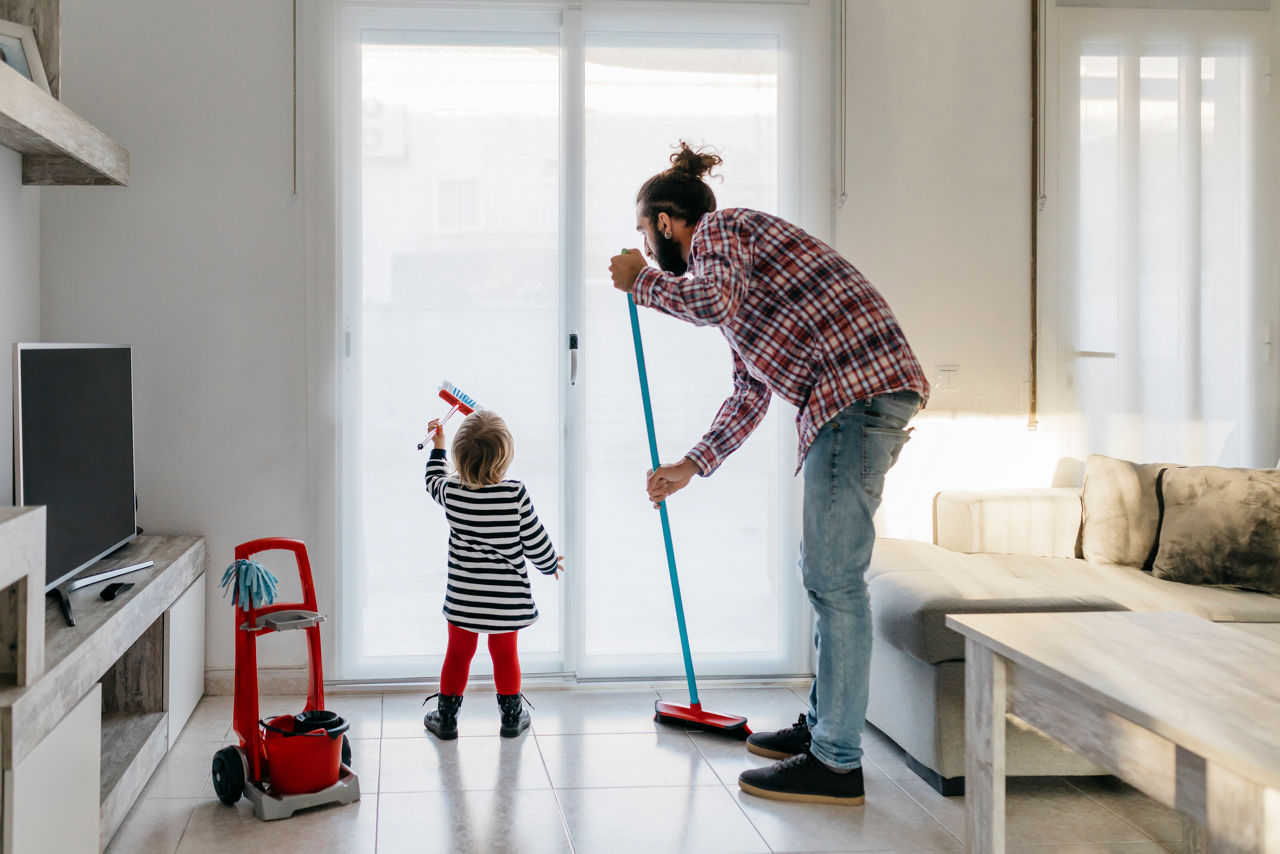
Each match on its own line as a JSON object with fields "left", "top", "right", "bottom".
{"left": 438, "top": 384, "right": 478, "bottom": 415}
{"left": 654, "top": 699, "right": 751, "bottom": 739}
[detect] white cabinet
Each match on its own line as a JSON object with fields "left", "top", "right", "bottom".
{"left": 4, "top": 684, "right": 101, "bottom": 854}
{"left": 165, "top": 577, "right": 206, "bottom": 750}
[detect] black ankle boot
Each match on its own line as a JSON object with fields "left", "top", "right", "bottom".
{"left": 496, "top": 693, "right": 531, "bottom": 738}
{"left": 423, "top": 692, "right": 463, "bottom": 740}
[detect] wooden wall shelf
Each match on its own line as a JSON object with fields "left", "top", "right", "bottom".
{"left": 0, "top": 61, "right": 128, "bottom": 186}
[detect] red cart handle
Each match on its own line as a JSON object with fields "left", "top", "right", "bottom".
{"left": 232, "top": 538, "right": 319, "bottom": 615}
{"left": 235, "top": 537, "right": 308, "bottom": 561}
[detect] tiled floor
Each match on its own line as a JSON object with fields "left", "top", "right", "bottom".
{"left": 107, "top": 684, "right": 1188, "bottom": 854}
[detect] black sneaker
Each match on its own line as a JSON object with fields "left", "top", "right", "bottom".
{"left": 746, "top": 713, "right": 810, "bottom": 760}
{"left": 738, "top": 751, "right": 865, "bottom": 805}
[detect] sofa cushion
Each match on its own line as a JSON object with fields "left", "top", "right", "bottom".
{"left": 1064, "top": 559, "right": 1280, "bottom": 620}
{"left": 871, "top": 538, "right": 1091, "bottom": 581}
{"left": 1224, "top": 623, "right": 1280, "bottom": 645}
{"left": 870, "top": 538, "right": 1023, "bottom": 582}
{"left": 933, "top": 489, "right": 1083, "bottom": 558}
{"left": 1152, "top": 466, "right": 1280, "bottom": 596}
{"left": 1081, "top": 455, "right": 1173, "bottom": 568}
{"left": 869, "top": 550, "right": 1125, "bottom": 665}
{"left": 868, "top": 537, "right": 1280, "bottom": 667}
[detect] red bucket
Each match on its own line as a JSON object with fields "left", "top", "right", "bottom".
{"left": 260, "top": 713, "right": 348, "bottom": 794}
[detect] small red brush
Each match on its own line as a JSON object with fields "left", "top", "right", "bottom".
{"left": 416, "top": 380, "right": 481, "bottom": 450}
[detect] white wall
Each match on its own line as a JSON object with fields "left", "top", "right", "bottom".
{"left": 43, "top": 0, "right": 312, "bottom": 675}
{"left": 1270, "top": 3, "right": 1280, "bottom": 461}
{"left": 0, "top": 148, "right": 41, "bottom": 505}
{"left": 836, "top": 0, "right": 1075, "bottom": 540}
{"left": 840, "top": 0, "right": 1030, "bottom": 417}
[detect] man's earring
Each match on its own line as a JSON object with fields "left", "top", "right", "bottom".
{"left": 664, "top": 231, "right": 672, "bottom": 239}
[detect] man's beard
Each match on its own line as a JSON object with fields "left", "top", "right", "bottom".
{"left": 654, "top": 231, "right": 688, "bottom": 276}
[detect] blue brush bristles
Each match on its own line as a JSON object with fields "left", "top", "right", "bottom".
{"left": 220, "top": 559, "right": 279, "bottom": 608}
{"left": 441, "top": 379, "right": 479, "bottom": 410}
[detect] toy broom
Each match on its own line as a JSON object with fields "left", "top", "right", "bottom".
{"left": 417, "top": 380, "right": 481, "bottom": 450}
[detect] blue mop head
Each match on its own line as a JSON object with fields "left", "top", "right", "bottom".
{"left": 219, "top": 559, "right": 279, "bottom": 608}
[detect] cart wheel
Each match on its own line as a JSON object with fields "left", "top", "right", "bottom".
{"left": 341, "top": 734, "right": 352, "bottom": 768}
{"left": 211, "top": 746, "right": 245, "bottom": 805}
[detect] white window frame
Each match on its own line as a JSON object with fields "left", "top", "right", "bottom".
{"left": 1038, "top": 4, "right": 1276, "bottom": 468}
{"left": 319, "top": 0, "right": 835, "bottom": 683}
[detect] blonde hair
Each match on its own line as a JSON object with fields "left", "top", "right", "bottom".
{"left": 451, "top": 410, "right": 514, "bottom": 488}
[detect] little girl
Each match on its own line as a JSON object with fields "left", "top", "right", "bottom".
{"left": 421, "top": 409, "right": 563, "bottom": 739}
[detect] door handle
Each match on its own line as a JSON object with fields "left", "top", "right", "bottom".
{"left": 569, "top": 333, "right": 579, "bottom": 386}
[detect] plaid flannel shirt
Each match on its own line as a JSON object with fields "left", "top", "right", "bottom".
{"left": 633, "top": 208, "right": 929, "bottom": 475}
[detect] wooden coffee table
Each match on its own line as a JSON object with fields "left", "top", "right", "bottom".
{"left": 946, "top": 611, "right": 1280, "bottom": 853}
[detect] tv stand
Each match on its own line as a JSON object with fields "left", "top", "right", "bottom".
{"left": 0, "top": 520, "right": 206, "bottom": 854}
{"left": 49, "top": 560, "right": 157, "bottom": 626}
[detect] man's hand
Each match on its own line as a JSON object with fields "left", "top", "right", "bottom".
{"left": 609, "top": 248, "right": 648, "bottom": 294}
{"left": 428, "top": 418, "right": 447, "bottom": 450}
{"left": 554, "top": 555, "right": 565, "bottom": 580}
{"left": 646, "top": 457, "right": 699, "bottom": 508}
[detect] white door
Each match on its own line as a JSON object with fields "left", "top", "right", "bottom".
{"left": 576, "top": 13, "right": 804, "bottom": 678}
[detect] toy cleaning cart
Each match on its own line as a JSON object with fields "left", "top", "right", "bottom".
{"left": 210, "top": 538, "right": 360, "bottom": 820}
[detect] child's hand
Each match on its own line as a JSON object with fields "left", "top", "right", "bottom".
{"left": 428, "top": 418, "right": 447, "bottom": 450}
{"left": 554, "top": 556, "right": 565, "bottom": 580}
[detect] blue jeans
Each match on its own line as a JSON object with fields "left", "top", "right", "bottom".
{"left": 801, "top": 391, "right": 920, "bottom": 770}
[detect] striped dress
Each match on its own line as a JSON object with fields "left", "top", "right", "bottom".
{"left": 424, "top": 449, "right": 559, "bottom": 633}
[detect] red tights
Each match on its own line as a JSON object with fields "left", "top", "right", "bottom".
{"left": 439, "top": 624, "right": 521, "bottom": 695}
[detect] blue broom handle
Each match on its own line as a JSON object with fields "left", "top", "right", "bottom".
{"left": 627, "top": 294, "right": 700, "bottom": 707}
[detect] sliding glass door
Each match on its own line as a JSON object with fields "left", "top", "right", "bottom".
{"left": 578, "top": 20, "right": 797, "bottom": 677}
{"left": 338, "top": 3, "right": 811, "bottom": 682}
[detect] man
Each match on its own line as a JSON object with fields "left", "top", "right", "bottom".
{"left": 608, "top": 142, "right": 928, "bottom": 805}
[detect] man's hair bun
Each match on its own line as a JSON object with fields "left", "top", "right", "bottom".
{"left": 636, "top": 140, "right": 722, "bottom": 224}
{"left": 668, "top": 141, "right": 722, "bottom": 181}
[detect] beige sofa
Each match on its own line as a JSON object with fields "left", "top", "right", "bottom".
{"left": 866, "top": 487, "right": 1280, "bottom": 795}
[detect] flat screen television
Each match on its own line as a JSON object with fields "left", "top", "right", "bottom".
{"left": 12, "top": 343, "right": 141, "bottom": 596}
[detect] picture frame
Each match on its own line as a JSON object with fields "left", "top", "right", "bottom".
{"left": 0, "top": 19, "right": 50, "bottom": 96}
